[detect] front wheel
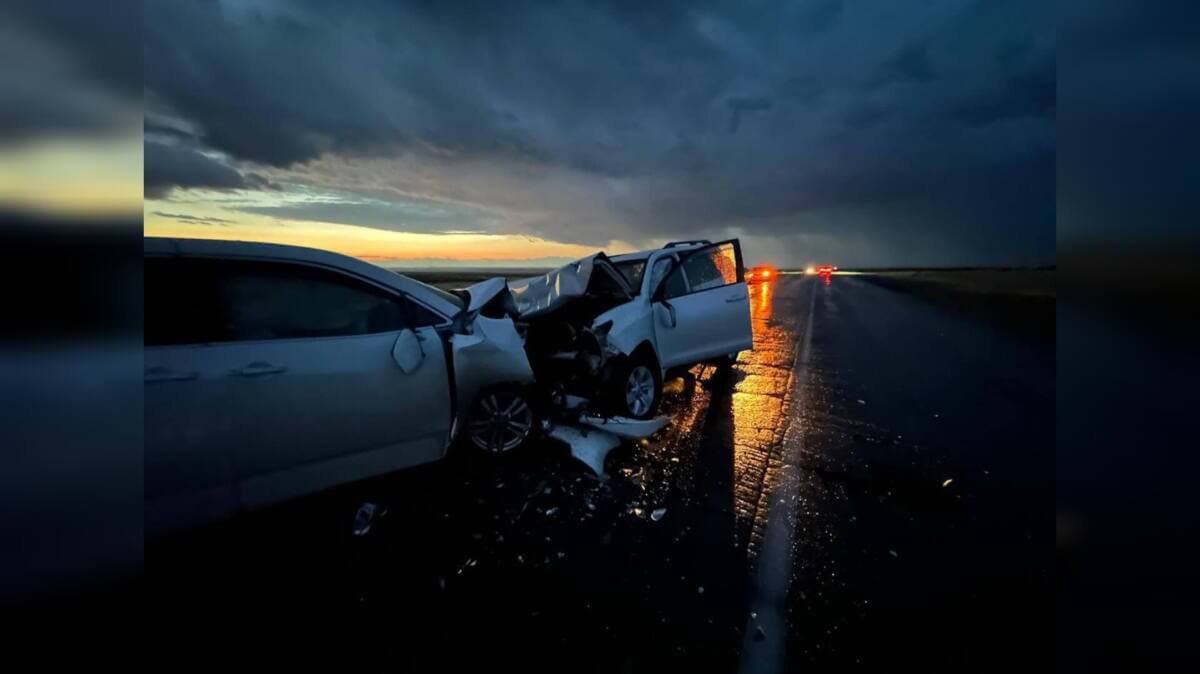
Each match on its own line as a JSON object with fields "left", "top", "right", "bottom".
{"left": 613, "top": 359, "right": 662, "bottom": 420}
{"left": 465, "top": 387, "right": 536, "bottom": 454}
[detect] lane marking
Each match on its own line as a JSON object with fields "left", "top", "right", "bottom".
{"left": 738, "top": 276, "right": 818, "bottom": 674}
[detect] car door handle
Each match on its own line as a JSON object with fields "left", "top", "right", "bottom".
{"left": 144, "top": 366, "right": 198, "bottom": 383}
{"left": 230, "top": 362, "right": 288, "bottom": 377}
{"left": 724, "top": 293, "right": 747, "bottom": 303}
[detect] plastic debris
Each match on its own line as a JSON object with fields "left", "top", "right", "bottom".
{"left": 549, "top": 425, "right": 621, "bottom": 476}
{"left": 857, "top": 399, "right": 866, "bottom": 405}
{"left": 631, "top": 506, "right": 645, "bottom": 517}
{"left": 941, "top": 478, "right": 954, "bottom": 488}
{"left": 698, "top": 586, "right": 705, "bottom": 594}
{"left": 650, "top": 507, "right": 667, "bottom": 522}
{"left": 457, "top": 558, "right": 478, "bottom": 575}
{"left": 352, "top": 502, "right": 382, "bottom": 536}
{"left": 579, "top": 414, "right": 668, "bottom": 439}
{"left": 754, "top": 626, "right": 767, "bottom": 641}
{"left": 750, "top": 611, "right": 758, "bottom": 620}
{"left": 888, "top": 549, "right": 899, "bottom": 558}
{"left": 545, "top": 506, "right": 560, "bottom": 516}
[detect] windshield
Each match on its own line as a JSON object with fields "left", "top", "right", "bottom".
{"left": 410, "top": 277, "right": 465, "bottom": 309}
{"left": 613, "top": 259, "right": 648, "bottom": 293}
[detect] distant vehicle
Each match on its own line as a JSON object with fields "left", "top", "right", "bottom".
{"left": 508, "top": 239, "right": 753, "bottom": 420}
{"left": 816, "top": 265, "right": 838, "bottom": 274}
{"left": 144, "top": 238, "right": 537, "bottom": 534}
{"left": 746, "top": 265, "right": 777, "bottom": 283}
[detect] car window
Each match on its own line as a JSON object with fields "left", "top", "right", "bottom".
{"left": 614, "top": 259, "right": 647, "bottom": 292}
{"left": 407, "top": 299, "right": 446, "bottom": 327}
{"left": 658, "top": 260, "right": 690, "bottom": 300}
{"left": 213, "top": 260, "right": 409, "bottom": 341}
{"left": 403, "top": 274, "right": 464, "bottom": 310}
{"left": 145, "top": 257, "right": 222, "bottom": 346}
{"left": 681, "top": 242, "right": 738, "bottom": 292}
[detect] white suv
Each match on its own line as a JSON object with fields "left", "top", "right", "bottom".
{"left": 144, "top": 238, "right": 536, "bottom": 534}
{"left": 508, "top": 239, "right": 754, "bottom": 419}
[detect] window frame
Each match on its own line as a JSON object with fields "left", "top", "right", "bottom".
{"left": 651, "top": 239, "right": 744, "bottom": 302}
{"left": 145, "top": 254, "right": 452, "bottom": 348}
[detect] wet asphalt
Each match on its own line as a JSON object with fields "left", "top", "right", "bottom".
{"left": 149, "top": 274, "right": 1052, "bottom": 672}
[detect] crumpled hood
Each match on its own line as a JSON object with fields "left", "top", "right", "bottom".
{"left": 462, "top": 277, "right": 510, "bottom": 312}
{"left": 507, "top": 253, "right": 630, "bottom": 319}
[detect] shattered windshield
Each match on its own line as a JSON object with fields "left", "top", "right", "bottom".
{"left": 614, "top": 259, "right": 648, "bottom": 293}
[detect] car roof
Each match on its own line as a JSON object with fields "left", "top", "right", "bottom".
{"left": 609, "top": 242, "right": 705, "bottom": 263}
{"left": 144, "top": 237, "right": 462, "bottom": 318}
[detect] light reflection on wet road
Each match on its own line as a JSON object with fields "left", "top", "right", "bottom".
{"left": 150, "top": 272, "right": 1052, "bottom": 672}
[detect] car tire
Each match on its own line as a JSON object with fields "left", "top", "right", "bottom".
{"left": 464, "top": 386, "right": 538, "bottom": 454}
{"left": 613, "top": 356, "right": 662, "bottom": 420}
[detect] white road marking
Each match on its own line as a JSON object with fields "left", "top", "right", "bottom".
{"left": 738, "top": 276, "right": 818, "bottom": 674}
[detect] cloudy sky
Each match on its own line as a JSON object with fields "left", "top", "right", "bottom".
{"left": 138, "top": 0, "right": 1055, "bottom": 268}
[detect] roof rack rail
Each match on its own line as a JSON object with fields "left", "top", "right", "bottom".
{"left": 663, "top": 239, "right": 711, "bottom": 248}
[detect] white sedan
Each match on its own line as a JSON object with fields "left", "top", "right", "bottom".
{"left": 144, "top": 237, "right": 535, "bottom": 535}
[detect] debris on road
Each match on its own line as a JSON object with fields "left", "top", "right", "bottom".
{"left": 580, "top": 414, "right": 668, "bottom": 439}
{"left": 544, "top": 411, "right": 668, "bottom": 476}
{"left": 942, "top": 478, "right": 954, "bottom": 488}
{"left": 888, "top": 549, "right": 899, "bottom": 558}
{"left": 650, "top": 507, "right": 667, "bottom": 522}
{"left": 548, "top": 424, "right": 622, "bottom": 476}
{"left": 352, "top": 502, "right": 384, "bottom": 536}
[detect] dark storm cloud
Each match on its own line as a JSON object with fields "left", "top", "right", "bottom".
{"left": 875, "top": 40, "right": 936, "bottom": 86}
{"left": 233, "top": 199, "right": 487, "bottom": 235}
{"left": 144, "top": 0, "right": 1057, "bottom": 265}
{"left": 1059, "top": 1, "right": 1200, "bottom": 245}
{"left": 151, "top": 212, "right": 238, "bottom": 226}
{"left": 727, "top": 96, "right": 773, "bottom": 134}
{"left": 1, "top": 1, "right": 141, "bottom": 141}
{"left": 144, "top": 141, "right": 277, "bottom": 199}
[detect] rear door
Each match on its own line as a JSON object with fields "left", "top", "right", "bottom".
{"left": 651, "top": 240, "right": 752, "bottom": 368}
{"left": 201, "top": 258, "right": 453, "bottom": 510}
{"left": 145, "top": 256, "right": 236, "bottom": 534}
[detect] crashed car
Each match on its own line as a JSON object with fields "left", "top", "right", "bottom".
{"left": 144, "top": 237, "right": 537, "bottom": 534}
{"left": 503, "top": 238, "right": 754, "bottom": 420}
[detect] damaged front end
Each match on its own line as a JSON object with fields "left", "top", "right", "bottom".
{"left": 447, "top": 278, "right": 537, "bottom": 449}
{"left": 507, "top": 253, "right": 642, "bottom": 416}
{"left": 448, "top": 257, "right": 665, "bottom": 470}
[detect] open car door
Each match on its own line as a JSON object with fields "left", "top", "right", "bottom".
{"left": 650, "top": 239, "right": 753, "bottom": 369}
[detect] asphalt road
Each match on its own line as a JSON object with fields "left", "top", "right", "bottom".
{"left": 149, "top": 274, "right": 1052, "bottom": 672}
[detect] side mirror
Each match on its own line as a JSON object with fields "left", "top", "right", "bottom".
{"left": 392, "top": 328, "right": 425, "bottom": 374}
{"left": 659, "top": 300, "right": 677, "bottom": 329}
